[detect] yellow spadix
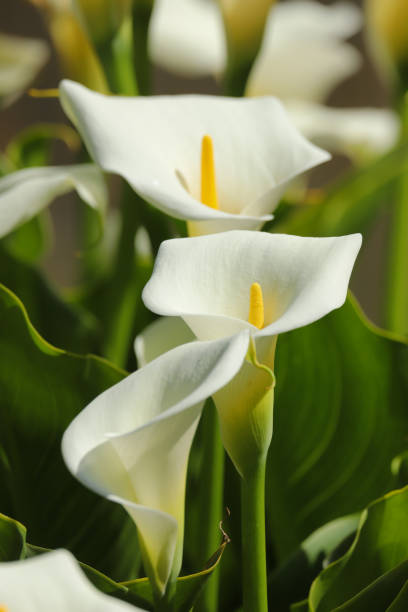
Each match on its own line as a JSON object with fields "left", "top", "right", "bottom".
{"left": 200, "top": 134, "right": 219, "bottom": 210}
{"left": 248, "top": 282, "right": 264, "bottom": 329}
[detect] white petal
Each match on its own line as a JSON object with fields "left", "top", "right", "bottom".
{"left": 286, "top": 101, "right": 400, "bottom": 159}
{"left": 135, "top": 316, "right": 195, "bottom": 367}
{"left": 62, "top": 332, "right": 250, "bottom": 593}
{"left": 0, "top": 164, "right": 107, "bottom": 238}
{"left": 149, "top": 0, "right": 226, "bottom": 77}
{"left": 0, "top": 34, "right": 49, "bottom": 107}
{"left": 246, "top": 0, "right": 362, "bottom": 102}
{"left": 142, "top": 231, "right": 362, "bottom": 341}
{"left": 0, "top": 549, "right": 144, "bottom": 611}
{"left": 60, "top": 80, "right": 329, "bottom": 232}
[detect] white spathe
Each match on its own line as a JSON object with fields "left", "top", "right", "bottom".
{"left": 0, "top": 549, "right": 144, "bottom": 611}
{"left": 142, "top": 230, "right": 362, "bottom": 342}
{"left": 62, "top": 332, "right": 250, "bottom": 595}
{"left": 0, "top": 34, "right": 49, "bottom": 107}
{"left": 135, "top": 316, "right": 195, "bottom": 367}
{"left": 59, "top": 80, "right": 329, "bottom": 235}
{"left": 0, "top": 164, "right": 107, "bottom": 238}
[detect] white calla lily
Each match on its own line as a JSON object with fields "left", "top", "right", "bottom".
{"left": 0, "top": 549, "right": 144, "bottom": 611}
{"left": 62, "top": 332, "right": 250, "bottom": 597}
{"left": 59, "top": 80, "right": 329, "bottom": 235}
{"left": 0, "top": 164, "right": 107, "bottom": 238}
{"left": 0, "top": 34, "right": 49, "bottom": 108}
{"left": 142, "top": 230, "right": 361, "bottom": 475}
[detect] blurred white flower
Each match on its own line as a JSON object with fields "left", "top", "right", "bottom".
{"left": 0, "top": 34, "right": 49, "bottom": 108}
{"left": 0, "top": 164, "right": 107, "bottom": 238}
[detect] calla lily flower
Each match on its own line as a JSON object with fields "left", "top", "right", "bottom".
{"left": 59, "top": 79, "right": 329, "bottom": 236}
{"left": 142, "top": 230, "right": 362, "bottom": 476}
{"left": 0, "top": 33, "right": 49, "bottom": 108}
{"left": 0, "top": 549, "right": 145, "bottom": 611}
{"left": 62, "top": 333, "right": 250, "bottom": 597}
{"left": 0, "top": 164, "right": 107, "bottom": 239}
{"left": 135, "top": 315, "right": 195, "bottom": 367}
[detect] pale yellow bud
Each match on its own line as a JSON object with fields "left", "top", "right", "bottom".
{"left": 366, "top": 0, "right": 408, "bottom": 64}
{"left": 218, "top": 0, "right": 276, "bottom": 62}
{"left": 49, "top": 9, "right": 109, "bottom": 92}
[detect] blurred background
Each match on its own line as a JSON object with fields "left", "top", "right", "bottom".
{"left": 0, "top": 0, "right": 396, "bottom": 323}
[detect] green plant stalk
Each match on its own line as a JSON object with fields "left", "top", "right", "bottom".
{"left": 103, "top": 184, "right": 141, "bottom": 367}
{"left": 132, "top": 1, "right": 153, "bottom": 95}
{"left": 195, "top": 400, "right": 225, "bottom": 612}
{"left": 386, "top": 98, "right": 408, "bottom": 336}
{"left": 241, "top": 459, "right": 268, "bottom": 612}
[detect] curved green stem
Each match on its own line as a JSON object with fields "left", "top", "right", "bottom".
{"left": 195, "top": 400, "right": 225, "bottom": 612}
{"left": 241, "top": 459, "right": 268, "bottom": 612}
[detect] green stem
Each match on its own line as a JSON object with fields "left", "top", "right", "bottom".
{"left": 223, "top": 57, "right": 254, "bottom": 97}
{"left": 195, "top": 400, "right": 225, "bottom": 612}
{"left": 386, "top": 97, "right": 408, "bottom": 336}
{"left": 132, "top": 1, "right": 153, "bottom": 95}
{"left": 241, "top": 459, "right": 268, "bottom": 612}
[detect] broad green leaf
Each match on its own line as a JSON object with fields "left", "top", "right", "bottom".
{"left": 308, "top": 487, "right": 408, "bottom": 611}
{"left": 268, "top": 295, "right": 408, "bottom": 558}
{"left": 0, "top": 283, "right": 140, "bottom": 580}
{"left": 269, "top": 514, "right": 360, "bottom": 611}
{"left": 274, "top": 140, "right": 408, "bottom": 237}
{"left": 0, "top": 245, "right": 98, "bottom": 353}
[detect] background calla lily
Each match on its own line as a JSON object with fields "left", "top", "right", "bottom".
{"left": 59, "top": 79, "right": 329, "bottom": 235}
{"left": 0, "top": 164, "right": 107, "bottom": 239}
{"left": 62, "top": 332, "right": 250, "bottom": 597}
{"left": 0, "top": 549, "right": 144, "bottom": 610}
{"left": 0, "top": 33, "right": 49, "bottom": 108}
{"left": 142, "top": 230, "right": 362, "bottom": 475}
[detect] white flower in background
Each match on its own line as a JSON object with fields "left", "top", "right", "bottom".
{"left": 142, "top": 230, "right": 362, "bottom": 476}
{"left": 245, "top": 0, "right": 362, "bottom": 101}
{"left": 149, "top": 0, "right": 398, "bottom": 159}
{"left": 62, "top": 333, "right": 250, "bottom": 597}
{"left": 149, "top": 0, "right": 226, "bottom": 78}
{"left": 0, "top": 34, "right": 49, "bottom": 108}
{"left": 285, "top": 101, "right": 400, "bottom": 162}
{"left": 0, "top": 549, "right": 145, "bottom": 611}
{"left": 60, "top": 80, "right": 329, "bottom": 236}
{"left": 0, "top": 164, "right": 107, "bottom": 239}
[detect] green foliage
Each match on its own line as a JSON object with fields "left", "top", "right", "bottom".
{"left": 307, "top": 487, "right": 408, "bottom": 611}
{"left": 269, "top": 295, "right": 408, "bottom": 558}
{"left": 0, "top": 283, "right": 140, "bottom": 581}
